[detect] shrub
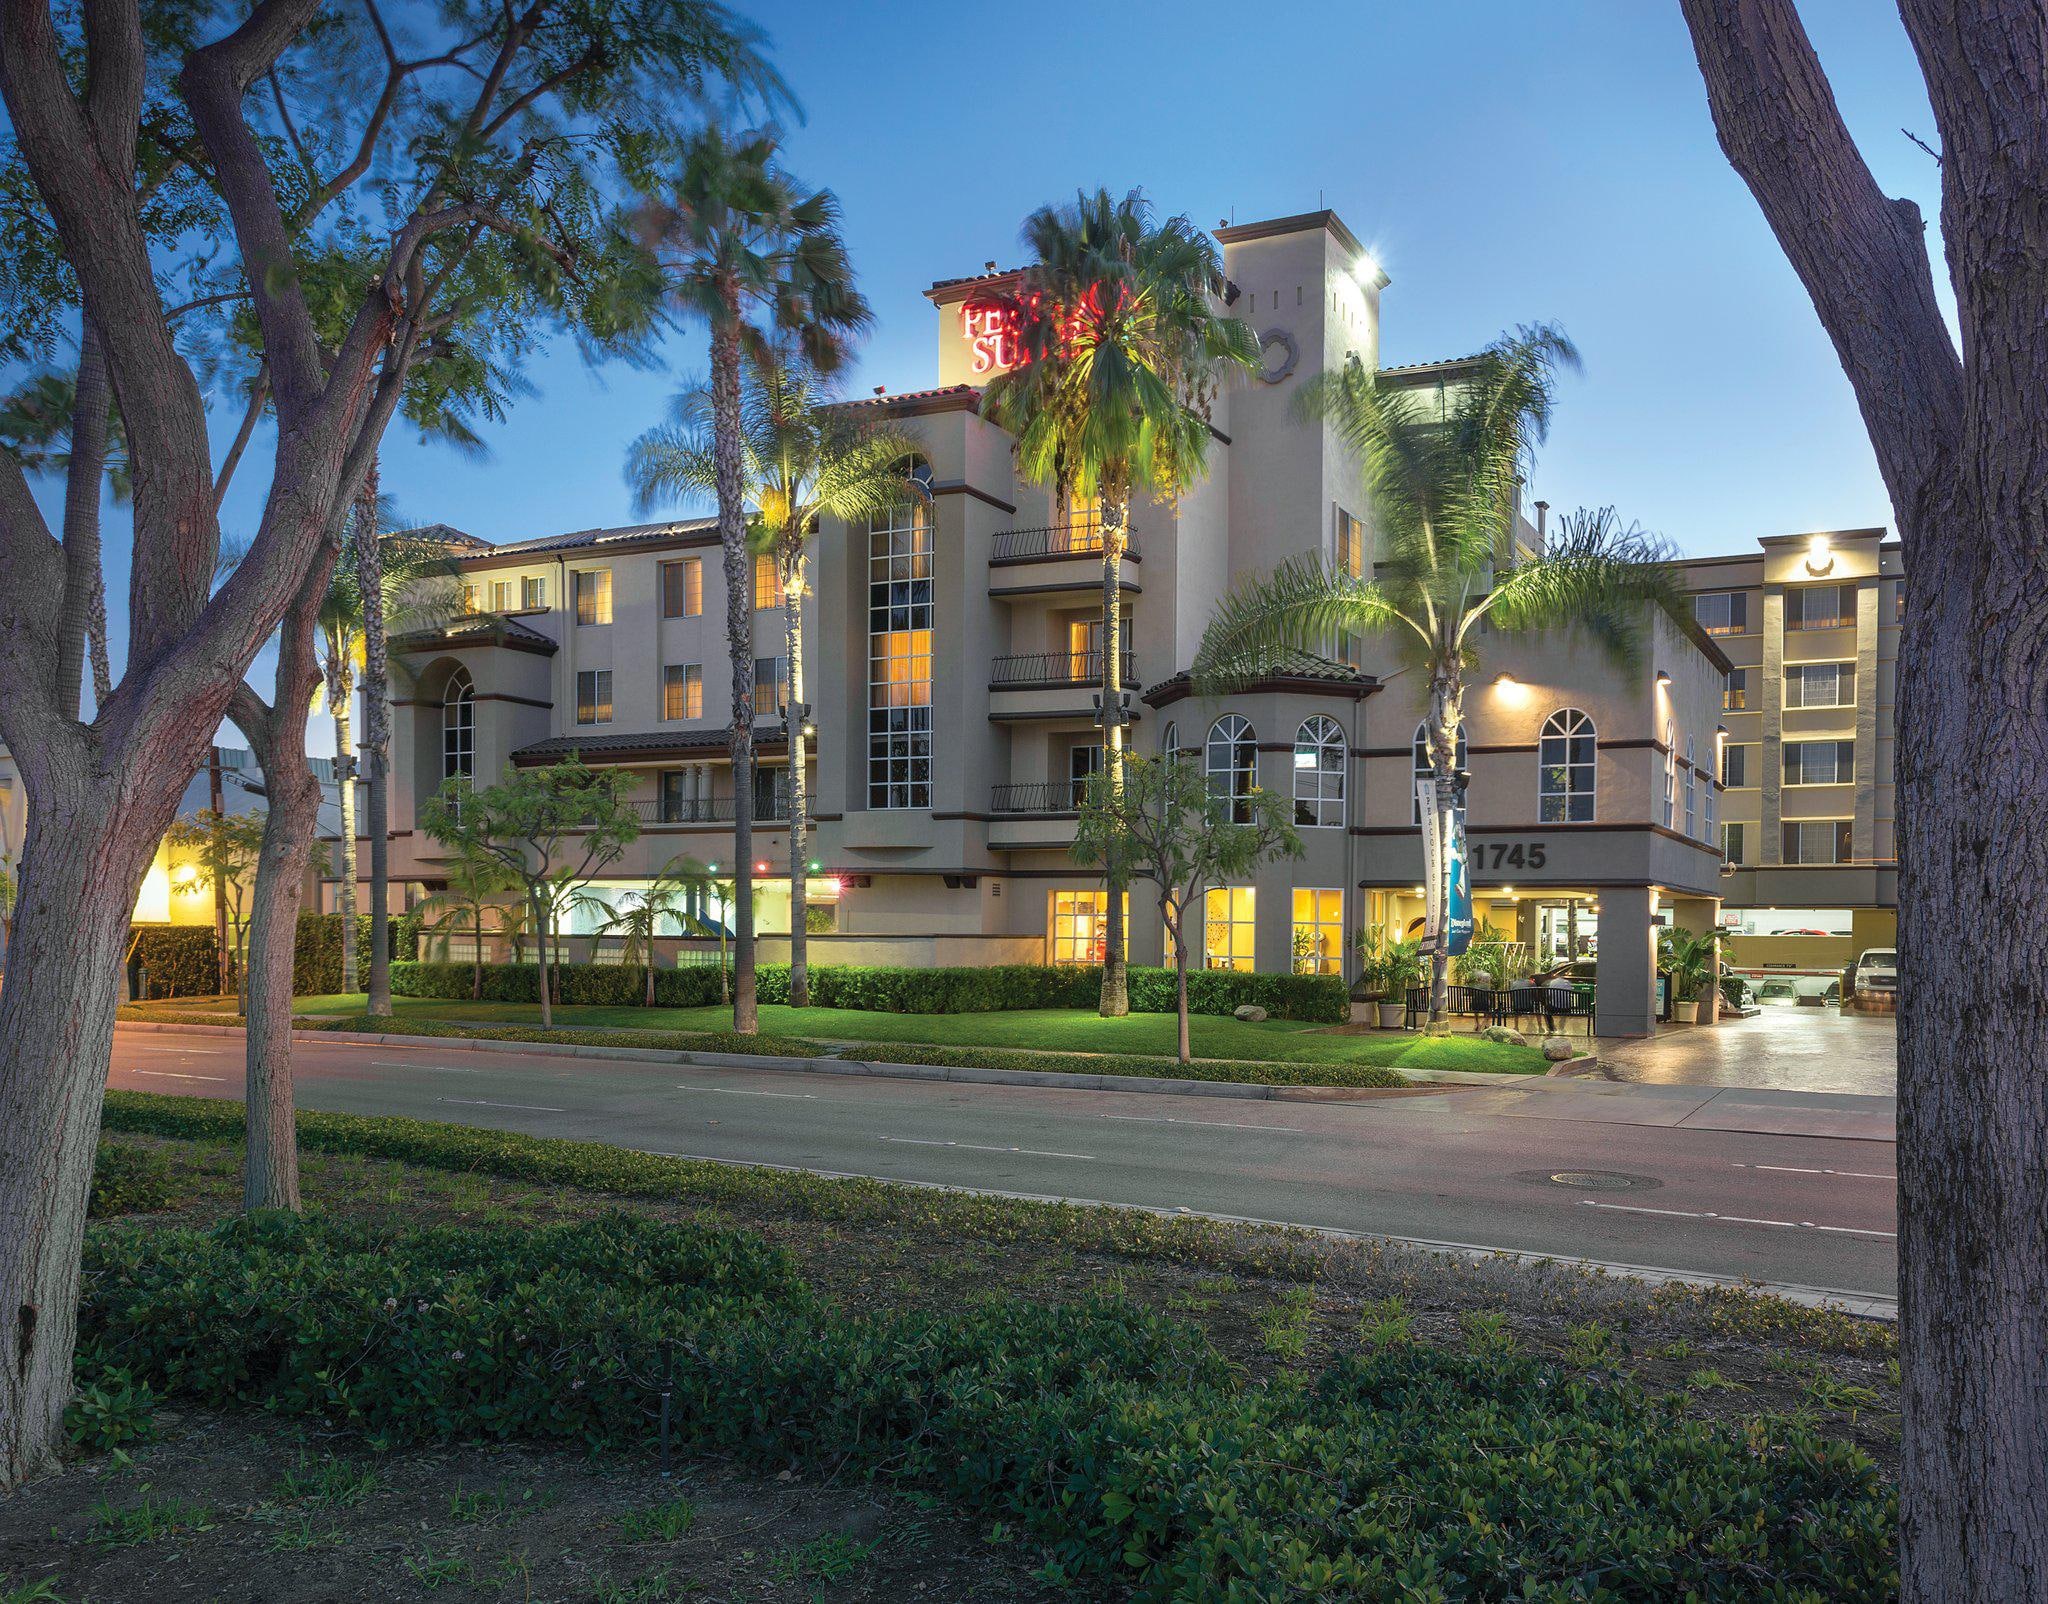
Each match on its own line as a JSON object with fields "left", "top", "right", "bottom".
{"left": 64, "top": 1365, "right": 161, "bottom": 1452}
{"left": 389, "top": 959, "right": 1348, "bottom": 1023}
{"left": 75, "top": 1212, "right": 1897, "bottom": 1598}
{"left": 88, "top": 1142, "right": 182, "bottom": 1218}
{"left": 125, "top": 926, "right": 218, "bottom": 999}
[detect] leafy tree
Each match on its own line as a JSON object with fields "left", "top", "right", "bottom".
{"left": 627, "top": 355, "right": 916, "bottom": 1006}
{"left": 634, "top": 123, "right": 871, "bottom": 1033}
{"left": 1193, "top": 327, "right": 1682, "bottom": 1031}
{"left": 163, "top": 809, "right": 266, "bottom": 1011}
{"left": 1072, "top": 753, "right": 1301, "bottom": 1063}
{"left": 577, "top": 858, "right": 711, "bottom": 1007}
{"left": 419, "top": 759, "right": 641, "bottom": 1027}
{"left": 1676, "top": 10, "right": 2048, "bottom": 1586}
{"left": 413, "top": 846, "right": 520, "bottom": 1002}
{"left": 0, "top": 0, "right": 783, "bottom": 1486}
{"left": 982, "top": 189, "right": 1260, "bottom": 1020}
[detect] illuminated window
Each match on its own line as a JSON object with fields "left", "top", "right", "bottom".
{"left": 1206, "top": 715, "right": 1256, "bottom": 823}
{"left": 753, "top": 552, "right": 786, "bottom": 611}
{"left": 574, "top": 569, "right": 612, "bottom": 626}
{"left": 867, "top": 483, "right": 933, "bottom": 808}
{"left": 490, "top": 579, "right": 514, "bottom": 612}
{"left": 1538, "top": 708, "right": 1595, "bottom": 823}
{"left": 663, "top": 664, "right": 701, "bottom": 721}
{"left": 1058, "top": 493, "right": 1103, "bottom": 555}
{"left": 1068, "top": 743, "right": 1103, "bottom": 807}
{"left": 1662, "top": 721, "right": 1676, "bottom": 828}
{"left": 1293, "top": 716, "right": 1345, "bottom": 827}
{"left": 1724, "top": 668, "right": 1749, "bottom": 711}
{"left": 1335, "top": 507, "right": 1364, "bottom": 578}
{"left": 662, "top": 558, "right": 702, "bottom": 618}
{"left": 1050, "top": 889, "right": 1124, "bottom": 966}
{"left": 1203, "top": 886, "right": 1256, "bottom": 972}
{"left": 1785, "top": 663, "right": 1853, "bottom": 709}
{"left": 441, "top": 669, "right": 474, "bottom": 782}
{"left": 1783, "top": 819, "right": 1852, "bottom": 865}
{"left": 1787, "top": 583, "right": 1852, "bottom": 630}
{"left": 1693, "top": 591, "right": 1748, "bottom": 635}
{"left": 521, "top": 575, "right": 546, "bottom": 610}
{"left": 576, "top": 670, "right": 612, "bottom": 725}
{"left": 1411, "top": 720, "right": 1467, "bottom": 824}
{"left": 1292, "top": 888, "right": 1343, "bottom": 975}
{"left": 753, "top": 656, "right": 788, "bottom": 718}
{"left": 459, "top": 583, "right": 479, "bottom": 613}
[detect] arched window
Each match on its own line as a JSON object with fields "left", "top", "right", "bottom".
{"left": 1703, "top": 753, "right": 1718, "bottom": 845}
{"left": 1684, "top": 736, "right": 1697, "bottom": 838}
{"left": 1538, "top": 708, "right": 1596, "bottom": 822}
{"left": 1662, "top": 722, "right": 1677, "bottom": 828}
{"left": 1293, "top": 716, "right": 1345, "bottom": 828}
{"left": 1161, "top": 721, "right": 1179, "bottom": 760}
{"left": 1412, "top": 720, "right": 1468, "bottom": 824}
{"left": 1206, "top": 715, "right": 1256, "bottom": 823}
{"left": 442, "top": 669, "right": 475, "bottom": 782}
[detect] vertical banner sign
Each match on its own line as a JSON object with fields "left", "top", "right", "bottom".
{"left": 1446, "top": 803, "right": 1473, "bottom": 957}
{"left": 1415, "top": 779, "right": 1475, "bottom": 957}
{"left": 1416, "top": 779, "right": 1442, "bottom": 949}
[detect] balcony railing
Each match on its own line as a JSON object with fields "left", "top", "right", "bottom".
{"left": 629, "top": 796, "right": 800, "bottom": 825}
{"left": 989, "top": 649, "right": 1136, "bottom": 689}
{"left": 992, "top": 520, "right": 1120, "bottom": 562}
{"left": 991, "top": 780, "right": 1087, "bottom": 815}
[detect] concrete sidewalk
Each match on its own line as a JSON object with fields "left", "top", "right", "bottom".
{"left": 1456, "top": 1077, "right": 1896, "bottom": 1143}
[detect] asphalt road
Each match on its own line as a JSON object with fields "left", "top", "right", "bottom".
{"left": 107, "top": 1028, "right": 1899, "bottom": 1300}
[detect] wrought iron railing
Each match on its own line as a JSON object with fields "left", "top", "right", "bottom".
{"left": 992, "top": 520, "right": 1129, "bottom": 562}
{"left": 627, "top": 796, "right": 799, "bottom": 825}
{"left": 989, "top": 649, "right": 1136, "bottom": 688}
{"left": 990, "top": 781, "right": 1085, "bottom": 815}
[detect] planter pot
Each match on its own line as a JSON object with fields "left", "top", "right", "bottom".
{"left": 1674, "top": 999, "right": 1700, "bottom": 1025}
{"left": 1377, "top": 1002, "right": 1407, "bottom": 1029}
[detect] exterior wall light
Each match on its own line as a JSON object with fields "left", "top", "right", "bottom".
{"left": 1655, "top": 669, "right": 1672, "bottom": 687}
{"left": 1806, "top": 532, "right": 1834, "bottom": 574}
{"left": 754, "top": 860, "right": 769, "bottom": 875}
{"left": 1493, "top": 671, "right": 1515, "bottom": 685}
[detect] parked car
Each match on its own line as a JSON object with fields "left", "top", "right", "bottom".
{"left": 1756, "top": 973, "right": 1842, "bottom": 1007}
{"left": 1844, "top": 947, "right": 1898, "bottom": 1011}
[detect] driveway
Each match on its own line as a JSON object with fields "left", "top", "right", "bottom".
{"left": 1597, "top": 1005, "right": 1896, "bottom": 1095}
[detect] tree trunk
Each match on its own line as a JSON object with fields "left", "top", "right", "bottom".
{"left": 1098, "top": 500, "right": 1130, "bottom": 1017}
{"left": 710, "top": 306, "right": 757, "bottom": 1034}
{"left": 0, "top": 776, "right": 166, "bottom": 1487}
{"left": 471, "top": 906, "right": 485, "bottom": 1001}
{"left": 57, "top": 311, "right": 111, "bottom": 722}
{"left": 353, "top": 466, "right": 393, "bottom": 1017}
{"left": 333, "top": 693, "right": 358, "bottom": 994}
{"left": 530, "top": 887, "right": 553, "bottom": 1028}
{"left": 1426, "top": 678, "right": 1462, "bottom": 1035}
{"left": 784, "top": 543, "right": 811, "bottom": 1008}
{"left": 1169, "top": 904, "right": 1191, "bottom": 1064}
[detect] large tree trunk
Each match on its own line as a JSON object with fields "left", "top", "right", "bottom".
{"left": 1098, "top": 499, "right": 1130, "bottom": 1017}
{"left": 783, "top": 543, "right": 811, "bottom": 1008}
{"left": 1676, "top": 5, "right": 2048, "bottom": 1596}
{"left": 0, "top": 771, "right": 172, "bottom": 1487}
{"left": 354, "top": 466, "right": 393, "bottom": 1017}
{"left": 711, "top": 308, "right": 758, "bottom": 1034}
{"left": 332, "top": 691, "right": 358, "bottom": 994}
{"left": 57, "top": 311, "right": 111, "bottom": 721}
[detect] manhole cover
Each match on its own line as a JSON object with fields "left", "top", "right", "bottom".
{"left": 1549, "top": 1170, "right": 1640, "bottom": 1191}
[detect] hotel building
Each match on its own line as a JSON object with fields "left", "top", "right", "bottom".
{"left": 377, "top": 209, "right": 1885, "bottom": 1037}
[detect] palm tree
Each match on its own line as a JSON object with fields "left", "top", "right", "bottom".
{"left": 412, "top": 845, "right": 518, "bottom": 1001}
{"left": 1193, "top": 326, "right": 1684, "bottom": 1031}
{"left": 980, "top": 189, "right": 1259, "bottom": 1017}
{"left": 627, "top": 356, "right": 918, "bottom": 1006}
{"left": 635, "top": 124, "right": 872, "bottom": 1034}
{"left": 316, "top": 518, "right": 460, "bottom": 995}
{"left": 578, "top": 859, "right": 708, "bottom": 1008}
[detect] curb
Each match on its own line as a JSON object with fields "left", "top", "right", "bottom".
{"left": 113, "top": 1020, "right": 1447, "bottom": 1103}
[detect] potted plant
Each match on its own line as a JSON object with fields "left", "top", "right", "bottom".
{"left": 1662, "top": 929, "right": 1721, "bottom": 1025}
{"left": 1360, "top": 929, "right": 1426, "bottom": 1029}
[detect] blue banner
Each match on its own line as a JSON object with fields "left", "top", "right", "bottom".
{"left": 1446, "top": 804, "right": 1473, "bottom": 957}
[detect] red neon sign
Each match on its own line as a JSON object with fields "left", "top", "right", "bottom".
{"left": 960, "top": 288, "right": 1114, "bottom": 376}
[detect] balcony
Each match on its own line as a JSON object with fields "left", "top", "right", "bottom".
{"left": 990, "top": 650, "right": 1136, "bottom": 689}
{"left": 992, "top": 520, "right": 1124, "bottom": 562}
{"left": 627, "top": 796, "right": 802, "bottom": 826}
{"left": 988, "top": 780, "right": 1083, "bottom": 851}
{"left": 987, "top": 519, "right": 1140, "bottom": 601}
{"left": 991, "top": 780, "right": 1083, "bottom": 815}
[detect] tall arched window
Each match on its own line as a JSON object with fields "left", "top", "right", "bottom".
{"left": 1538, "top": 708, "right": 1596, "bottom": 822}
{"left": 1161, "top": 721, "right": 1179, "bottom": 761}
{"left": 1206, "top": 715, "right": 1256, "bottom": 823}
{"left": 442, "top": 669, "right": 475, "bottom": 782}
{"left": 1662, "top": 721, "right": 1677, "bottom": 828}
{"left": 1684, "top": 736, "right": 1697, "bottom": 838}
{"left": 1293, "top": 716, "right": 1345, "bottom": 828}
{"left": 1412, "top": 720, "right": 1468, "bottom": 824}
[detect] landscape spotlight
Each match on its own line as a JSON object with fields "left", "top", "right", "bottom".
{"left": 754, "top": 860, "right": 768, "bottom": 875}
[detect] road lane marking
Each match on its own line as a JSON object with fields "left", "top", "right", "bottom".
{"left": 1101, "top": 1113, "right": 1305, "bottom": 1134}
{"left": 879, "top": 1136, "right": 1094, "bottom": 1161}
{"left": 125, "top": 1045, "right": 227, "bottom": 1056}
{"left": 374, "top": 1060, "right": 475, "bottom": 1072}
{"left": 677, "top": 1085, "right": 817, "bottom": 1100}
{"left": 436, "top": 1097, "right": 565, "bottom": 1113}
{"left": 129, "top": 1069, "right": 227, "bottom": 1082}
{"left": 1737, "top": 1162, "right": 1895, "bottom": 1181}
{"left": 1581, "top": 1199, "right": 1895, "bottom": 1239}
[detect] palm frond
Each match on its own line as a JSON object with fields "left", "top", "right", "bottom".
{"left": 1192, "top": 555, "right": 1428, "bottom": 693}
{"left": 1470, "top": 506, "right": 1684, "bottom": 672}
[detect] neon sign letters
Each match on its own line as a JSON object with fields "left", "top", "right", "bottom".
{"left": 960, "top": 286, "right": 1120, "bottom": 376}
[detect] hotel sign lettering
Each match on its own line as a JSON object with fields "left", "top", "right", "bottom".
{"left": 960, "top": 285, "right": 1122, "bottom": 376}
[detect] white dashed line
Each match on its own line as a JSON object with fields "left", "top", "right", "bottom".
{"left": 126, "top": 1045, "right": 227, "bottom": 1056}
{"left": 1737, "top": 1162, "right": 1895, "bottom": 1181}
{"left": 374, "top": 1060, "right": 475, "bottom": 1072}
{"left": 879, "top": 1136, "right": 1095, "bottom": 1161}
{"left": 1581, "top": 1199, "right": 1895, "bottom": 1238}
{"left": 130, "top": 1069, "right": 227, "bottom": 1082}
{"left": 677, "top": 1086, "right": 817, "bottom": 1100}
{"left": 1101, "top": 1113, "right": 1305, "bottom": 1134}
{"left": 435, "top": 1097, "right": 565, "bottom": 1113}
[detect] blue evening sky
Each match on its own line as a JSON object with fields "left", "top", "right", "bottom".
{"left": 44, "top": 1, "right": 1949, "bottom": 741}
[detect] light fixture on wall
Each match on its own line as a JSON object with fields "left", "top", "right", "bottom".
{"left": 1655, "top": 669, "right": 1672, "bottom": 687}
{"left": 1806, "top": 532, "right": 1835, "bottom": 574}
{"left": 1493, "top": 671, "right": 1515, "bottom": 685}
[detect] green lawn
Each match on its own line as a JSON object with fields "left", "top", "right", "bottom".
{"left": 264, "top": 993, "right": 1545, "bottom": 1073}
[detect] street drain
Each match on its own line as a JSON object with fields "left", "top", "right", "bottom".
{"left": 1549, "top": 1171, "right": 1639, "bottom": 1191}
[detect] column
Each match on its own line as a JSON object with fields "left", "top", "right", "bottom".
{"left": 1593, "top": 884, "right": 1658, "bottom": 1038}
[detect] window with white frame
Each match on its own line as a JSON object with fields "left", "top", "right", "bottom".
{"left": 522, "top": 574, "right": 546, "bottom": 610}
{"left": 441, "top": 669, "right": 475, "bottom": 782}
{"left": 1662, "top": 721, "right": 1676, "bottom": 828}
{"left": 1693, "top": 591, "right": 1749, "bottom": 635}
{"left": 1724, "top": 820, "right": 1745, "bottom": 864}
{"left": 1292, "top": 888, "right": 1344, "bottom": 975}
{"left": 1785, "top": 662, "right": 1854, "bottom": 709}
{"left": 1703, "top": 764, "right": 1718, "bottom": 844}
{"left": 1724, "top": 668, "right": 1750, "bottom": 711}
{"left": 1161, "top": 720, "right": 1179, "bottom": 760}
{"left": 574, "top": 569, "right": 612, "bottom": 626}
{"left": 1411, "top": 720, "right": 1468, "bottom": 823}
{"left": 1538, "top": 708, "right": 1595, "bottom": 823}
{"left": 1068, "top": 743, "right": 1103, "bottom": 806}
{"left": 1783, "top": 739, "right": 1855, "bottom": 785}
{"left": 1292, "top": 716, "right": 1345, "bottom": 827}
{"left": 1721, "top": 742, "right": 1749, "bottom": 788}
{"left": 867, "top": 485, "right": 933, "bottom": 809}
{"left": 1783, "top": 819, "right": 1852, "bottom": 864}
{"left": 1684, "top": 736, "right": 1697, "bottom": 837}
{"left": 1786, "top": 583, "right": 1853, "bottom": 630}
{"left": 1202, "top": 886, "right": 1256, "bottom": 971}
{"left": 1207, "top": 715, "right": 1256, "bottom": 823}
{"left": 576, "top": 669, "right": 612, "bottom": 725}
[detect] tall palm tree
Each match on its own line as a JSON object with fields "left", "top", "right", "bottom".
{"left": 981, "top": 189, "right": 1259, "bottom": 1017}
{"left": 627, "top": 356, "right": 918, "bottom": 1006}
{"left": 635, "top": 124, "right": 872, "bottom": 1034}
{"left": 1194, "top": 326, "right": 1684, "bottom": 1031}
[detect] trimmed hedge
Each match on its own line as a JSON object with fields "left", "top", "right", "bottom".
{"left": 128, "top": 914, "right": 415, "bottom": 999}
{"left": 126, "top": 926, "right": 219, "bottom": 999}
{"left": 76, "top": 1210, "right": 1897, "bottom": 1597}
{"left": 390, "top": 959, "right": 1350, "bottom": 1023}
